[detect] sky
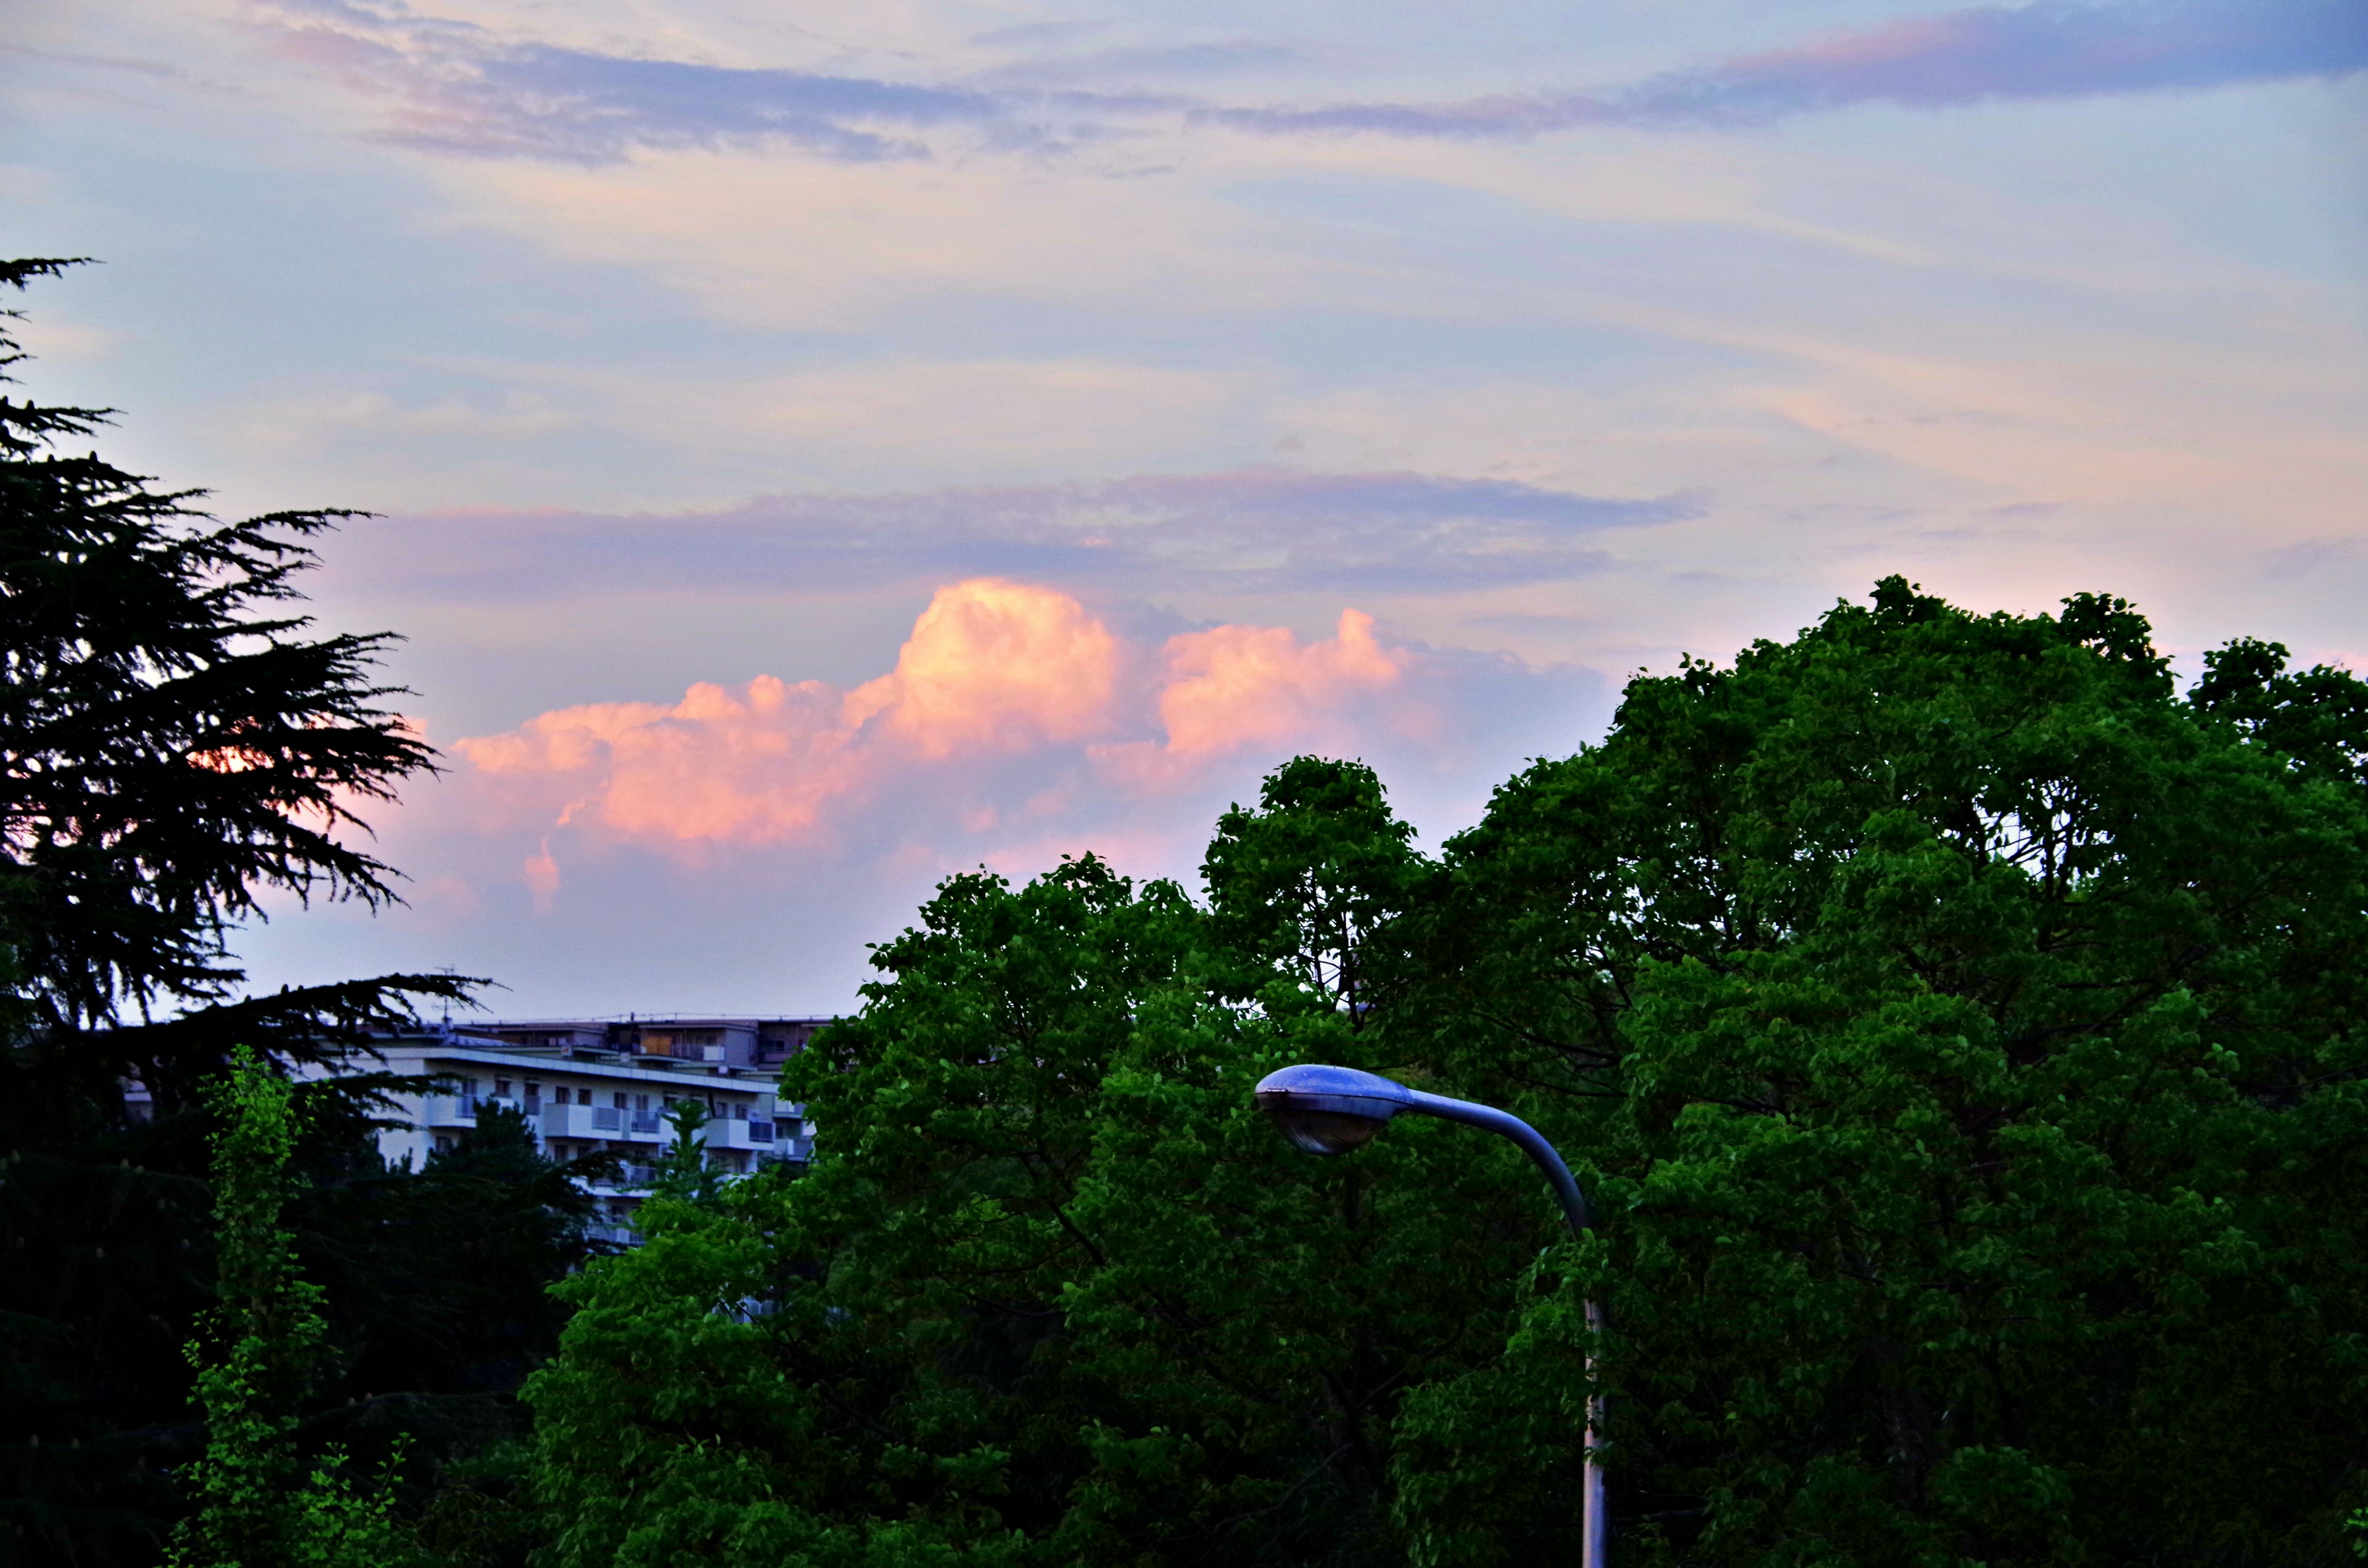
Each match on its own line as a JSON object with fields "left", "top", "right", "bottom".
{"left": 6, "top": 0, "right": 2365, "bottom": 1017}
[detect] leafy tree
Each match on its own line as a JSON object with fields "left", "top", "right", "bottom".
{"left": 648, "top": 1099, "right": 723, "bottom": 1208}
{"left": 311, "top": 1103, "right": 608, "bottom": 1409}
{"left": 1386, "top": 578, "right": 2368, "bottom": 1564}
{"left": 286, "top": 1107, "right": 607, "bottom": 1568}
{"left": 0, "top": 258, "right": 525, "bottom": 1564}
{"left": 1202, "top": 755, "right": 1424, "bottom": 1019}
{"left": 529, "top": 587, "right": 2367, "bottom": 1567}
{"left": 167, "top": 1048, "right": 419, "bottom": 1568}
{"left": 526, "top": 805, "right": 1563, "bottom": 1567}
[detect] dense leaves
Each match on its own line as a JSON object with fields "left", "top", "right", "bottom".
{"left": 526, "top": 791, "right": 1563, "bottom": 1567}
{"left": 166, "top": 1048, "right": 411, "bottom": 1568}
{"left": 534, "top": 582, "right": 2367, "bottom": 1565}
{"left": 1391, "top": 578, "right": 2368, "bottom": 1564}
{"left": 10, "top": 257, "right": 2362, "bottom": 1565}
{"left": 0, "top": 261, "right": 574, "bottom": 1568}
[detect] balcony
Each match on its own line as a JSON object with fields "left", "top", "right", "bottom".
{"left": 423, "top": 1094, "right": 529, "bottom": 1128}
{"left": 699, "top": 1117, "right": 787, "bottom": 1152}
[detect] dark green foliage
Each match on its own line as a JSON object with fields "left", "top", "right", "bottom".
{"left": 0, "top": 261, "right": 585, "bottom": 1566}
{"left": 165, "top": 1048, "right": 432, "bottom": 1568}
{"left": 646, "top": 1100, "right": 724, "bottom": 1209}
{"left": 310, "top": 1104, "right": 606, "bottom": 1408}
{"left": 2189, "top": 635, "right": 2368, "bottom": 789}
{"left": 530, "top": 581, "right": 2367, "bottom": 1567}
{"left": 525, "top": 808, "right": 1564, "bottom": 1566}
{"left": 1389, "top": 578, "right": 2368, "bottom": 1564}
{"left": 0, "top": 261, "right": 435, "bottom": 1041}
{"left": 1202, "top": 755, "right": 1423, "bottom": 1016}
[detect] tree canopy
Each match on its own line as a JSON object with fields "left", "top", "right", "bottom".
{"left": 7, "top": 257, "right": 2362, "bottom": 1565}
{"left": 0, "top": 260, "right": 575, "bottom": 1568}
{"left": 528, "top": 580, "right": 2368, "bottom": 1566}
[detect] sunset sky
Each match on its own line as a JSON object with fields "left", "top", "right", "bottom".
{"left": 7, "top": 0, "right": 2365, "bottom": 1016}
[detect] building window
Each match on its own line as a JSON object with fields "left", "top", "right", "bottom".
{"left": 633, "top": 1094, "right": 649, "bottom": 1112}
{"left": 733, "top": 1102, "right": 747, "bottom": 1120}
{"left": 613, "top": 1091, "right": 628, "bottom": 1109}
{"left": 495, "top": 1078, "right": 512, "bottom": 1098}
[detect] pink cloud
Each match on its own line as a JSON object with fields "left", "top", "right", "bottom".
{"left": 445, "top": 580, "right": 1446, "bottom": 902}
{"left": 1159, "top": 607, "right": 1402, "bottom": 758}
{"left": 843, "top": 578, "right": 1120, "bottom": 755}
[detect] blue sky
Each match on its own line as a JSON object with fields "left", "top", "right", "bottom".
{"left": 6, "top": 0, "right": 2364, "bottom": 1015}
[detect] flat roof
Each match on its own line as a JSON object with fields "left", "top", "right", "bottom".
{"left": 345, "top": 1036, "right": 786, "bottom": 1091}
{"left": 469, "top": 1016, "right": 835, "bottom": 1027}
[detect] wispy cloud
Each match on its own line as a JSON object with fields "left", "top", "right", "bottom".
{"left": 255, "top": 0, "right": 1017, "bottom": 163}
{"left": 975, "top": 39, "right": 1315, "bottom": 91}
{"left": 338, "top": 468, "right": 1693, "bottom": 600}
{"left": 1219, "top": 0, "right": 2368, "bottom": 138}
{"left": 250, "top": 0, "right": 2367, "bottom": 164}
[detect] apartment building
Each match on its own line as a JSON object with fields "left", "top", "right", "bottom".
{"left": 337, "top": 1014, "right": 830, "bottom": 1244}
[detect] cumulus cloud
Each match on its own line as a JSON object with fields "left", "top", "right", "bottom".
{"left": 250, "top": 0, "right": 2366, "bottom": 164}
{"left": 443, "top": 578, "right": 1537, "bottom": 903}
{"left": 841, "top": 578, "right": 1120, "bottom": 756}
{"left": 337, "top": 467, "right": 1688, "bottom": 602}
{"left": 1157, "top": 609, "right": 1402, "bottom": 758}
{"left": 286, "top": 577, "right": 1603, "bottom": 1012}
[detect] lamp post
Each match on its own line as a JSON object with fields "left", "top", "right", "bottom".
{"left": 1252, "top": 1063, "right": 1606, "bottom": 1568}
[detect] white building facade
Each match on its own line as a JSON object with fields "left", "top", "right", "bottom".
{"left": 339, "top": 1015, "right": 829, "bottom": 1244}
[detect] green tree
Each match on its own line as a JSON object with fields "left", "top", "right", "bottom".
{"left": 167, "top": 1048, "right": 416, "bottom": 1568}
{"left": 649, "top": 1099, "right": 723, "bottom": 1208}
{"left": 307, "top": 1100, "right": 609, "bottom": 1407}
{"left": 0, "top": 258, "right": 505, "bottom": 1564}
{"left": 522, "top": 587, "right": 2368, "bottom": 1568}
{"left": 1387, "top": 578, "right": 2368, "bottom": 1564}
{"left": 527, "top": 803, "right": 1559, "bottom": 1567}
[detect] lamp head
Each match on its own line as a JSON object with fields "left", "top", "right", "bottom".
{"left": 1253, "top": 1064, "right": 1413, "bottom": 1156}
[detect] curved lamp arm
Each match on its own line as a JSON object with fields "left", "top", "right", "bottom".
{"left": 1402, "top": 1087, "right": 1590, "bottom": 1236}
{"left": 1252, "top": 1062, "right": 1606, "bottom": 1568}
{"left": 1251, "top": 1063, "right": 1590, "bottom": 1235}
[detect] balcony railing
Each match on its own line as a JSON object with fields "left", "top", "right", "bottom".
{"left": 429, "top": 1094, "right": 531, "bottom": 1125}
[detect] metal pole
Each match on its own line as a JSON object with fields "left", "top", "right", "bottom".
{"left": 1400, "top": 1090, "right": 1605, "bottom": 1568}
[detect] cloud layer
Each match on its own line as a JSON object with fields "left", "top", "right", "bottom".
{"left": 227, "top": 576, "right": 1605, "bottom": 1011}
{"left": 1220, "top": 0, "right": 2368, "bottom": 138}
{"left": 338, "top": 469, "right": 1690, "bottom": 601}
{"left": 252, "top": 0, "right": 2368, "bottom": 165}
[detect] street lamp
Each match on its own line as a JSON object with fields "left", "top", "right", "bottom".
{"left": 1253, "top": 1063, "right": 1606, "bottom": 1568}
